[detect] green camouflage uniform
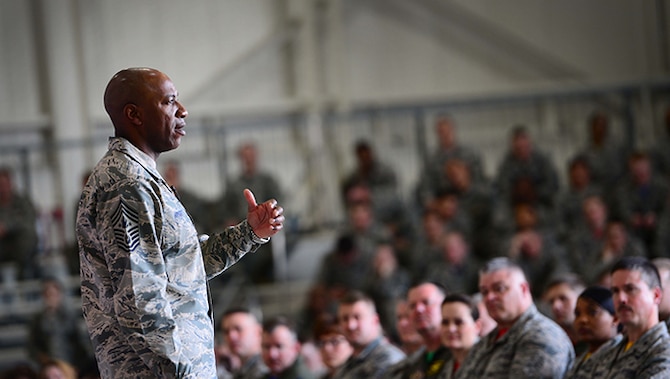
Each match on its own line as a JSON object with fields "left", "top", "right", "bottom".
{"left": 77, "top": 138, "right": 268, "bottom": 379}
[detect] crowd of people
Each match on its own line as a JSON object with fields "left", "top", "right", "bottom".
{"left": 211, "top": 256, "right": 670, "bottom": 378}
{"left": 1, "top": 77, "right": 670, "bottom": 379}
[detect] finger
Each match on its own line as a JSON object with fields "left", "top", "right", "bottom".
{"left": 244, "top": 189, "right": 258, "bottom": 211}
{"left": 273, "top": 215, "right": 285, "bottom": 224}
{"left": 264, "top": 198, "right": 278, "bottom": 209}
{"left": 273, "top": 206, "right": 284, "bottom": 217}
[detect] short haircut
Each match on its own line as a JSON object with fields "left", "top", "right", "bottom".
{"left": 441, "top": 293, "right": 479, "bottom": 321}
{"left": 339, "top": 290, "right": 376, "bottom": 312}
{"left": 263, "top": 315, "right": 297, "bottom": 339}
{"left": 41, "top": 276, "right": 65, "bottom": 291}
{"left": 610, "top": 257, "right": 662, "bottom": 290}
{"left": 409, "top": 281, "right": 447, "bottom": 298}
{"left": 544, "top": 273, "right": 586, "bottom": 295}
{"left": 479, "top": 257, "right": 526, "bottom": 281}
{"left": 222, "top": 306, "right": 262, "bottom": 323}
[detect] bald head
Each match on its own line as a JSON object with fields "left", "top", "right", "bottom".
{"left": 104, "top": 68, "right": 165, "bottom": 124}
{"left": 102, "top": 67, "right": 188, "bottom": 160}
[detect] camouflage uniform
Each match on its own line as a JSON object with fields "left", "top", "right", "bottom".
{"left": 415, "top": 145, "right": 485, "bottom": 209}
{"left": 580, "top": 142, "right": 628, "bottom": 189}
{"left": 590, "top": 322, "right": 670, "bottom": 378}
{"left": 77, "top": 138, "right": 268, "bottom": 379}
{"left": 494, "top": 150, "right": 560, "bottom": 208}
{"left": 341, "top": 160, "right": 403, "bottom": 223}
{"left": 564, "top": 334, "right": 622, "bottom": 379}
{"left": 232, "top": 354, "right": 268, "bottom": 379}
{"left": 0, "top": 187, "right": 38, "bottom": 279}
{"left": 333, "top": 337, "right": 405, "bottom": 379}
{"left": 456, "top": 304, "right": 574, "bottom": 379}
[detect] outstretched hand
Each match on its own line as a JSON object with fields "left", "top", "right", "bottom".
{"left": 244, "top": 188, "right": 284, "bottom": 239}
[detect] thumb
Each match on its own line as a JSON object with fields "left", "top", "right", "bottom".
{"left": 244, "top": 189, "right": 258, "bottom": 211}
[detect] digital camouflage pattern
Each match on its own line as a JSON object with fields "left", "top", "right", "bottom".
{"left": 77, "top": 138, "right": 267, "bottom": 379}
{"left": 589, "top": 322, "right": 670, "bottom": 379}
{"left": 564, "top": 334, "right": 622, "bottom": 379}
{"left": 332, "top": 337, "right": 405, "bottom": 379}
{"left": 232, "top": 354, "right": 268, "bottom": 379}
{"left": 456, "top": 304, "right": 574, "bottom": 379}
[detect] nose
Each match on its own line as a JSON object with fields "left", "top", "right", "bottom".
{"left": 177, "top": 101, "right": 188, "bottom": 118}
{"left": 615, "top": 292, "right": 626, "bottom": 305}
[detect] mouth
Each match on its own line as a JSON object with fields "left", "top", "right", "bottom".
{"left": 617, "top": 306, "right": 633, "bottom": 314}
{"left": 577, "top": 327, "right": 592, "bottom": 336}
{"left": 175, "top": 123, "right": 186, "bottom": 136}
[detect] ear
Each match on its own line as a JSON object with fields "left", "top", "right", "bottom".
{"left": 653, "top": 286, "right": 663, "bottom": 305}
{"left": 124, "top": 103, "right": 142, "bottom": 126}
{"left": 474, "top": 319, "right": 483, "bottom": 335}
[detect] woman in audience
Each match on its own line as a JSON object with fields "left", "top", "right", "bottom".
{"left": 564, "top": 286, "right": 621, "bottom": 379}
{"left": 438, "top": 293, "right": 481, "bottom": 379}
{"left": 313, "top": 314, "right": 353, "bottom": 379}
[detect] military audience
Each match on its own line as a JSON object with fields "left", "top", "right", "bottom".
{"left": 3, "top": 110, "right": 670, "bottom": 378}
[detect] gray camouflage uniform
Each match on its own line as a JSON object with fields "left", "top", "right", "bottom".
{"left": 77, "top": 138, "right": 268, "bottom": 379}
{"left": 333, "top": 337, "right": 405, "bottom": 379}
{"left": 589, "top": 322, "right": 670, "bottom": 379}
{"left": 564, "top": 334, "right": 622, "bottom": 379}
{"left": 456, "top": 304, "right": 574, "bottom": 379}
{"left": 232, "top": 354, "right": 268, "bottom": 379}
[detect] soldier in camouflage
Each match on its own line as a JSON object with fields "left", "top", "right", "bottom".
{"left": 334, "top": 291, "right": 405, "bottom": 379}
{"left": 76, "top": 67, "right": 284, "bottom": 379}
{"left": 456, "top": 257, "right": 574, "bottom": 379}
{"left": 589, "top": 257, "right": 670, "bottom": 378}
{"left": 221, "top": 307, "right": 268, "bottom": 379}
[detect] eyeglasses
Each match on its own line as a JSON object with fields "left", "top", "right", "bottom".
{"left": 317, "top": 336, "right": 348, "bottom": 348}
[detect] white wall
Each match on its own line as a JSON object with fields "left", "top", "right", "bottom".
{"left": 0, "top": 0, "right": 668, "bottom": 247}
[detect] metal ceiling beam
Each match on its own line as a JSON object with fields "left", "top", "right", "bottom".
{"left": 361, "top": 0, "right": 586, "bottom": 81}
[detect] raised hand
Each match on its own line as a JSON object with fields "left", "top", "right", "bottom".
{"left": 244, "top": 188, "right": 284, "bottom": 239}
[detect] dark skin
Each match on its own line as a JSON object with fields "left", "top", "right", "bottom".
{"left": 103, "top": 68, "right": 284, "bottom": 238}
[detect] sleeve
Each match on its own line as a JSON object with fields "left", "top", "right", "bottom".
{"left": 510, "top": 328, "right": 573, "bottom": 379}
{"left": 201, "top": 219, "right": 269, "bottom": 279}
{"left": 638, "top": 344, "right": 670, "bottom": 379}
{"left": 100, "top": 182, "right": 192, "bottom": 378}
